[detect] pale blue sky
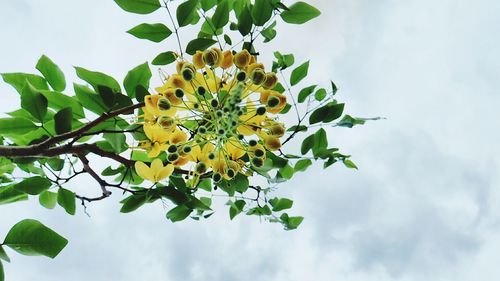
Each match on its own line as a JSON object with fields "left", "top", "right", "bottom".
{"left": 1, "top": 0, "right": 499, "bottom": 280}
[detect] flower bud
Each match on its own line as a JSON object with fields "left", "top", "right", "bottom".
{"left": 264, "top": 136, "right": 282, "bottom": 151}
{"left": 157, "top": 116, "right": 175, "bottom": 130}
{"left": 195, "top": 162, "right": 207, "bottom": 175}
{"left": 233, "top": 49, "right": 251, "bottom": 69}
{"left": 193, "top": 51, "right": 205, "bottom": 69}
{"left": 157, "top": 98, "right": 172, "bottom": 111}
{"left": 250, "top": 68, "right": 266, "bottom": 85}
{"left": 262, "top": 72, "right": 278, "bottom": 89}
{"left": 221, "top": 50, "right": 234, "bottom": 69}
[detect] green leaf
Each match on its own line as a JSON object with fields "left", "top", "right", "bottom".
{"left": 212, "top": 0, "right": 229, "bottom": 29}
{"left": 309, "top": 102, "right": 345, "bottom": 124}
{"left": 343, "top": 159, "right": 358, "bottom": 169}
{"left": 57, "top": 187, "right": 76, "bottom": 215}
{"left": 297, "top": 85, "right": 317, "bottom": 103}
{"left": 237, "top": 4, "right": 253, "bottom": 36}
{"left": 40, "top": 91, "right": 85, "bottom": 119}
{"left": 1, "top": 73, "right": 48, "bottom": 94}
{"left": 278, "top": 164, "right": 294, "bottom": 180}
{"left": 103, "top": 131, "right": 127, "bottom": 154}
{"left": 290, "top": 61, "right": 309, "bottom": 86}
{"left": 301, "top": 134, "right": 315, "bottom": 155}
{"left": 54, "top": 107, "right": 73, "bottom": 134}
{"left": 124, "top": 62, "right": 151, "bottom": 99}
{"left": 201, "top": 0, "right": 217, "bottom": 11}
{"left": 1, "top": 259, "right": 4, "bottom": 281}
{"left": 315, "top": 88, "right": 327, "bottom": 101}
{"left": 197, "top": 178, "right": 212, "bottom": 191}
{"left": 287, "top": 125, "right": 307, "bottom": 133}
{"left": 0, "top": 185, "right": 28, "bottom": 205}
{"left": 252, "top": 0, "right": 273, "bottom": 26}
{"left": 269, "top": 197, "right": 293, "bottom": 212}
{"left": 176, "top": 0, "right": 199, "bottom": 27}
{"left": 74, "top": 83, "right": 108, "bottom": 115}
{"left": 312, "top": 128, "right": 328, "bottom": 157}
{"left": 280, "top": 1, "right": 320, "bottom": 24}
{"left": 294, "top": 159, "right": 312, "bottom": 172}
{"left": 166, "top": 205, "right": 193, "bottom": 222}
{"left": 14, "top": 176, "right": 52, "bottom": 195}
{"left": 0, "top": 118, "right": 37, "bottom": 135}
{"left": 3, "top": 219, "right": 68, "bottom": 258}
{"left": 35, "top": 55, "right": 66, "bottom": 91}
{"left": 280, "top": 213, "right": 304, "bottom": 230}
{"left": 229, "top": 200, "right": 246, "bottom": 220}
{"left": 127, "top": 23, "right": 172, "bottom": 42}
{"left": 74, "top": 67, "right": 120, "bottom": 93}
{"left": 231, "top": 173, "right": 249, "bottom": 193}
{"left": 331, "top": 80, "right": 338, "bottom": 95}
{"left": 336, "top": 115, "right": 367, "bottom": 128}
{"left": 120, "top": 193, "right": 148, "bottom": 213}
{"left": 39, "top": 191, "right": 58, "bottom": 209}
{"left": 21, "top": 83, "right": 48, "bottom": 122}
{"left": 97, "top": 85, "right": 116, "bottom": 108}
{"left": 247, "top": 205, "right": 272, "bottom": 216}
{"left": 113, "top": 0, "right": 161, "bottom": 14}
{"left": 152, "top": 51, "right": 177, "bottom": 65}
{"left": 262, "top": 21, "right": 277, "bottom": 42}
{"left": 0, "top": 246, "right": 10, "bottom": 263}
{"left": 186, "top": 38, "right": 217, "bottom": 55}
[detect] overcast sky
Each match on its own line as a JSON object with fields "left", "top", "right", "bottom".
{"left": 1, "top": 0, "right": 499, "bottom": 280}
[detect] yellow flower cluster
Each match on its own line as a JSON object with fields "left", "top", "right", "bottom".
{"left": 135, "top": 48, "right": 288, "bottom": 185}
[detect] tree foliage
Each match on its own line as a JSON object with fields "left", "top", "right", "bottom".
{"left": 0, "top": 0, "right": 378, "bottom": 278}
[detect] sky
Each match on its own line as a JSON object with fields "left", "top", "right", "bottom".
{"left": 0, "top": 0, "right": 499, "bottom": 280}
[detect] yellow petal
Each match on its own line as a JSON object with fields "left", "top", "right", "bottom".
{"left": 155, "top": 164, "right": 174, "bottom": 182}
{"left": 135, "top": 161, "right": 155, "bottom": 182}
{"left": 151, "top": 158, "right": 164, "bottom": 174}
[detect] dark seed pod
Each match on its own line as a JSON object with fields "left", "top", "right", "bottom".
{"left": 248, "top": 140, "right": 258, "bottom": 147}
{"left": 168, "top": 152, "right": 179, "bottom": 162}
{"left": 256, "top": 106, "right": 266, "bottom": 115}
{"left": 267, "top": 96, "right": 280, "bottom": 108}
{"left": 175, "top": 88, "right": 184, "bottom": 98}
{"left": 236, "top": 71, "right": 247, "bottom": 81}
{"left": 251, "top": 157, "right": 264, "bottom": 167}
{"left": 213, "top": 172, "right": 222, "bottom": 182}
{"left": 167, "top": 144, "right": 177, "bottom": 153}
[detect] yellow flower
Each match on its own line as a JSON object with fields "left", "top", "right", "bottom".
{"left": 233, "top": 49, "right": 251, "bottom": 69}
{"left": 135, "top": 159, "right": 174, "bottom": 183}
{"left": 144, "top": 123, "right": 172, "bottom": 143}
{"left": 264, "top": 135, "right": 282, "bottom": 151}
{"left": 259, "top": 90, "right": 287, "bottom": 114}
{"left": 169, "top": 129, "right": 187, "bottom": 144}
{"left": 193, "top": 51, "right": 205, "bottom": 69}
{"left": 188, "top": 142, "right": 215, "bottom": 164}
{"left": 224, "top": 138, "right": 246, "bottom": 160}
{"left": 221, "top": 50, "right": 234, "bottom": 69}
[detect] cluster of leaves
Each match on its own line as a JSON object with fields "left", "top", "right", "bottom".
{"left": 0, "top": 0, "right": 376, "bottom": 279}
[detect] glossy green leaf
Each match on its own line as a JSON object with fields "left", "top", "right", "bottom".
{"left": 212, "top": 0, "right": 229, "bottom": 29}
{"left": 343, "top": 159, "right": 358, "bottom": 169}
{"left": 1, "top": 73, "right": 48, "bottom": 94}
{"left": 152, "top": 51, "right": 177, "bottom": 65}
{"left": 0, "top": 118, "right": 37, "bottom": 135}
{"left": 3, "top": 219, "right": 68, "bottom": 258}
{"left": 39, "top": 191, "right": 57, "bottom": 209}
{"left": 247, "top": 205, "right": 272, "bottom": 216}
{"left": 294, "top": 159, "right": 312, "bottom": 172}
{"left": 280, "top": 1, "right": 320, "bottom": 24}
{"left": 177, "top": 0, "right": 199, "bottom": 27}
{"left": 97, "top": 85, "right": 116, "bottom": 108}
{"left": 309, "top": 102, "right": 344, "bottom": 124}
{"left": 35, "top": 55, "right": 66, "bottom": 91}
{"left": 74, "top": 83, "right": 108, "bottom": 115}
{"left": 231, "top": 173, "right": 249, "bottom": 193}
{"left": 57, "top": 187, "right": 76, "bottom": 215}
{"left": 74, "top": 67, "right": 120, "bottom": 92}
{"left": 315, "top": 88, "right": 327, "bottom": 101}
{"left": 40, "top": 91, "right": 85, "bottom": 119}
{"left": 237, "top": 4, "right": 252, "bottom": 36}
{"left": 252, "top": 0, "right": 273, "bottom": 26}
{"left": 124, "top": 62, "right": 151, "bottom": 99}
{"left": 127, "top": 23, "right": 172, "bottom": 42}
{"left": 201, "top": 0, "right": 217, "bottom": 11}
{"left": 229, "top": 200, "right": 246, "bottom": 220}
{"left": 113, "top": 0, "right": 161, "bottom": 14}
{"left": 280, "top": 213, "right": 304, "bottom": 230}
{"left": 54, "top": 107, "right": 73, "bottom": 134}
{"left": 21, "top": 83, "right": 48, "bottom": 122}
{"left": 0, "top": 185, "right": 28, "bottom": 205}
{"left": 120, "top": 193, "right": 148, "bottom": 213}
{"left": 0, "top": 246, "right": 9, "bottom": 262}
{"left": 270, "top": 197, "right": 293, "bottom": 212}
{"left": 186, "top": 38, "right": 217, "bottom": 55}
{"left": 104, "top": 131, "right": 127, "bottom": 153}
{"left": 14, "top": 176, "right": 52, "bottom": 195}
{"left": 290, "top": 61, "right": 309, "bottom": 86}
{"left": 166, "top": 205, "right": 193, "bottom": 222}
{"left": 301, "top": 134, "right": 315, "bottom": 155}
{"left": 297, "top": 85, "right": 317, "bottom": 103}
{"left": 278, "top": 164, "right": 294, "bottom": 179}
